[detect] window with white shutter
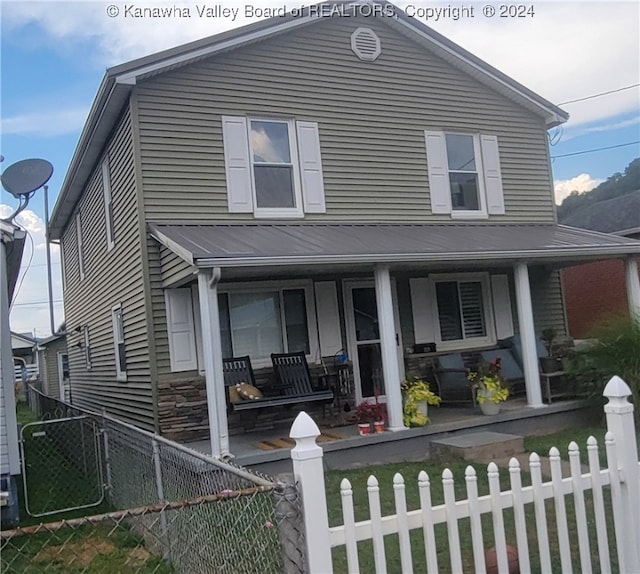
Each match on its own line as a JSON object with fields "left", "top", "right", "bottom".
{"left": 165, "top": 289, "right": 198, "bottom": 372}
{"left": 222, "top": 116, "right": 325, "bottom": 218}
{"left": 425, "top": 131, "right": 504, "bottom": 218}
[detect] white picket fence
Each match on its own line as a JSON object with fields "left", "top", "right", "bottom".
{"left": 289, "top": 376, "right": 640, "bottom": 573}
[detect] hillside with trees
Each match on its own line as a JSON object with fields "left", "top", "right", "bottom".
{"left": 557, "top": 157, "right": 640, "bottom": 222}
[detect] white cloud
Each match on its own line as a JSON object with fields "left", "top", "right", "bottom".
{"left": 553, "top": 173, "right": 604, "bottom": 204}
{"left": 1, "top": 205, "right": 64, "bottom": 337}
{"left": 2, "top": 107, "right": 89, "bottom": 137}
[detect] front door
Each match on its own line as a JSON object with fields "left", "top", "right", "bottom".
{"left": 344, "top": 280, "right": 404, "bottom": 403}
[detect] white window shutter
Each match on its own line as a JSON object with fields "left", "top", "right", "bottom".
{"left": 222, "top": 116, "right": 253, "bottom": 212}
{"left": 491, "top": 274, "right": 514, "bottom": 340}
{"left": 480, "top": 134, "right": 505, "bottom": 215}
{"left": 165, "top": 289, "right": 198, "bottom": 372}
{"left": 410, "top": 278, "right": 437, "bottom": 344}
{"left": 314, "top": 281, "right": 342, "bottom": 356}
{"left": 424, "top": 131, "right": 451, "bottom": 214}
{"left": 296, "top": 121, "right": 326, "bottom": 213}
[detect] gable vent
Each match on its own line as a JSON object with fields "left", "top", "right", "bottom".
{"left": 350, "top": 28, "right": 381, "bottom": 61}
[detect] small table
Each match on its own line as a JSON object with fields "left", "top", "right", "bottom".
{"left": 540, "top": 370, "right": 566, "bottom": 404}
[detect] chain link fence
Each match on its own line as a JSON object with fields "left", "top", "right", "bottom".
{"left": 1, "top": 386, "right": 307, "bottom": 573}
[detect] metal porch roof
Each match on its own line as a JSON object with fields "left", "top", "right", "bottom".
{"left": 148, "top": 222, "right": 640, "bottom": 268}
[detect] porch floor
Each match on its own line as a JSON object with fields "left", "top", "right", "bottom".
{"left": 186, "top": 397, "right": 590, "bottom": 474}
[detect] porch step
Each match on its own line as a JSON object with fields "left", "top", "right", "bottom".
{"left": 431, "top": 431, "right": 524, "bottom": 464}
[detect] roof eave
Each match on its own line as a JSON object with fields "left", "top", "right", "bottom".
{"left": 193, "top": 245, "right": 640, "bottom": 268}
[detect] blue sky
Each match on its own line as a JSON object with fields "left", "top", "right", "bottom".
{"left": 2, "top": 0, "right": 639, "bottom": 337}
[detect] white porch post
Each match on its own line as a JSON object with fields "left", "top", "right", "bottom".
{"left": 374, "top": 265, "right": 405, "bottom": 430}
{"left": 624, "top": 257, "right": 640, "bottom": 322}
{"left": 513, "top": 262, "right": 543, "bottom": 407}
{"left": 197, "top": 268, "right": 230, "bottom": 458}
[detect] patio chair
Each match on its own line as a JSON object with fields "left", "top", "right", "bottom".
{"left": 433, "top": 353, "right": 475, "bottom": 405}
{"left": 270, "top": 351, "right": 334, "bottom": 403}
{"left": 506, "top": 334, "right": 549, "bottom": 367}
{"left": 480, "top": 349, "right": 525, "bottom": 396}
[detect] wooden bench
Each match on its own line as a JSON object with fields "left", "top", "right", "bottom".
{"left": 223, "top": 353, "right": 333, "bottom": 413}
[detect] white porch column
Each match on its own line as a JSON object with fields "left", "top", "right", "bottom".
{"left": 374, "top": 265, "right": 405, "bottom": 431}
{"left": 624, "top": 257, "right": 640, "bottom": 322}
{"left": 197, "top": 268, "right": 230, "bottom": 458}
{"left": 514, "top": 262, "right": 543, "bottom": 407}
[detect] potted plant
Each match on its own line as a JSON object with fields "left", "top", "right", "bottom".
{"left": 540, "top": 328, "right": 563, "bottom": 373}
{"left": 468, "top": 358, "right": 509, "bottom": 415}
{"left": 401, "top": 375, "right": 441, "bottom": 427}
{"left": 355, "top": 392, "right": 387, "bottom": 434}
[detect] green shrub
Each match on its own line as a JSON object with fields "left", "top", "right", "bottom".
{"left": 568, "top": 317, "right": 640, "bottom": 423}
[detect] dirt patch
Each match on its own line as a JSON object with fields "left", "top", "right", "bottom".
{"left": 35, "top": 535, "right": 117, "bottom": 567}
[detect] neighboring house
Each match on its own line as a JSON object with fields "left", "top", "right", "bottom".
{"left": 1, "top": 220, "right": 26, "bottom": 521}
{"left": 49, "top": 2, "right": 640, "bottom": 458}
{"left": 562, "top": 191, "right": 640, "bottom": 338}
{"left": 36, "top": 333, "right": 70, "bottom": 402}
{"left": 11, "top": 331, "right": 39, "bottom": 383}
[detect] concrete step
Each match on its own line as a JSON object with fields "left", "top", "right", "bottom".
{"left": 431, "top": 431, "right": 524, "bottom": 464}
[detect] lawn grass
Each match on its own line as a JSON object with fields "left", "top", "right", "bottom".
{"left": 524, "top": 425, "right": 607, "bottom": 463}
{"left": 324, "top": 425, "right": 620, "bottom": 573}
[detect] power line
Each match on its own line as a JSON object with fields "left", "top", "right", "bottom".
{"left": 551, "top": 141, "right": 640, "bottom": 159}
{"left": 558, "top": 83, "right": 640, "bottom": 105}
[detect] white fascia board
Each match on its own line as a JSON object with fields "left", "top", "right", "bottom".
{"left": 149, "top": 227, "right": 196, "bottom": 265}
{"left": 114, "top": 15, "right": 317, "bottom": 85}
{"left": 194, "top": 245, "right": 640, "bottom": 268}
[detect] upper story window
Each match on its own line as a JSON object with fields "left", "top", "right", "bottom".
{"left": 76, "top": 212, "right": 85, "bottom": 281}
{"left": 445, "top": 134, "right": 483, "bottom": 213}
{"left": 249, "top": 120, "right": 301, "bottom": 214}
{"left": 425, "top": 131, "right": 505, "bottom": 218}
{"left": 101, "top": 158, "right": 115, "bottom": 250}
{"left": 222, "top": 116, "right": 326, "bottom": 217}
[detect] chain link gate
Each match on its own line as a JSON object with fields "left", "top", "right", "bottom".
{"left": 20, "top": 416, "right": 105, "bottom": 517}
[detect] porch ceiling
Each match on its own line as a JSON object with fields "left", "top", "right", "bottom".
{"left": 148, "top": 222, "right": 640, "bottom": 269}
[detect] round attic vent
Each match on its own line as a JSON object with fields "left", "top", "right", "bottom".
{"left": 350, "top": 27, "right": 381, "bottom": 61}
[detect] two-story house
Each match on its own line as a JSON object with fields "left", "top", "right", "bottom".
{"left": 49, "top": 1, "right": 640, "bottom": 459}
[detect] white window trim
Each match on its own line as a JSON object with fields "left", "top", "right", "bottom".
{"left": 428, "top": 272, "right": 495, "bottom": 351}
{"left": 218, "top": 279, "right": 319, "bottom": 368}
{"left": 247, "top": 118, "right": 304, "bottom": 219}
{"left": 102, "top": 158, "right": 115, "bottom": 251}
{"left": 76, "top": 212, "right": 85, "bottom": 281}
{"left": 83, "top": 326, "right": 92, "bottom": 370}
{"left": 445, "top": 132, "right": 488, "bottom": 220}
{"left": 112, "top": 304, "right": 127, "bottom": 382}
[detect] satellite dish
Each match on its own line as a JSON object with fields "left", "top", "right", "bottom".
{"left": 1, "top": 158, "right": 53, "bottom": 198}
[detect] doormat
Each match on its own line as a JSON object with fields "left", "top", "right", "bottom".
{"left": 253, "top": 430, "right": 344, "bottom": 451}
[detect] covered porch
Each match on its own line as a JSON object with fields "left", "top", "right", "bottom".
{"left": 150, "top": 222, "right": 640, "bottom": 459}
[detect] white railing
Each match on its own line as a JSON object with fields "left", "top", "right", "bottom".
{"left": 290, "top": 376, "right": 640, "bottom": 573}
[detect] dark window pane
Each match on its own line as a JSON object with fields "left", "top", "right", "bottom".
{"left": 218, "top": 293, "right": 233, "bottom": 358}
{"left": 357, "top": 343, "right": 384, "bottom": 397}
{"left": 254, "top": 165, "right": 295, "bottom": 208}
{"left": 250, "top": 121, "right": 291, "bottom": 163}
{"left": 436, "top": 281, "right": 462, "bottom": 341}
{"left": 352, "top": 287, "right": 379, "bottom": 341}
{"left": 118, "top": 343, "right": 126, "bottom": 373}
{"left": 283, "top": 289, "right": 310, "bottom": 354}
{"left": 446, "top": 134, "right": 476, "bottom": 171}
{"left": 449, "top": 173, "right": 480, "bottom": 210}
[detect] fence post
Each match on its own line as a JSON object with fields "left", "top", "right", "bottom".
{"left": 151, "top": 438, "right": 170, "bottom": 559}
{"left": 603, "top": 375, "right": 640, "bottom": 571}
{"left": 274, "top": 474, "right": 306, "bottom": 574}
{"left": 290, "top": 411, "right": 333, "bottom": 574}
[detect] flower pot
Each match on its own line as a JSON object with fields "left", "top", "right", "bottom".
{"left": 416, "top": 400, "right": 429, "bottom": 418}
{"left": 479, "top": 400, "right": 501, "bottom": 416}
{"left": 357, "top": 423, "right": 371, "bottom": 436}
{"left": 540, "top": 356, "right": 562, "bottom": 373}
{"left": 373, "top": 420, "right": 385, "bottom": 433}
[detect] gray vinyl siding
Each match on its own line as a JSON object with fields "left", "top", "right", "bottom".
{"left": 530, "top": 269, "right": 567, "bottom": 337}
{"left": 40, "top": 338, "right": 68, "bottom": 398}
{"left": 135, "top": 16, "right": 555, "bottom": 224}
{"left": 60, "top": 107, "right": 154, "bottom": 430}
{"left": 148, "top": 239, "right": 175, "bottom": 377}
{"left": 159, "top": 245, "right": 195, "bottom": 288}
